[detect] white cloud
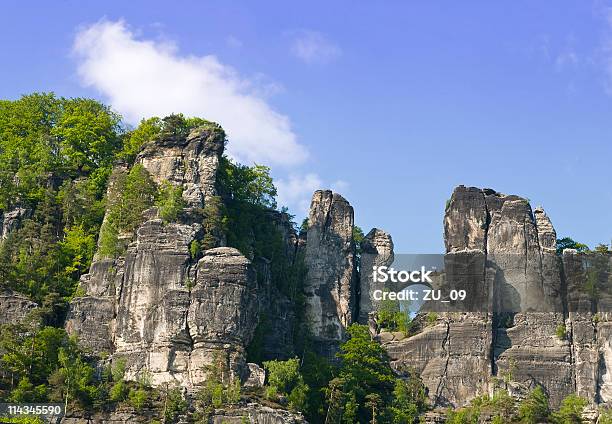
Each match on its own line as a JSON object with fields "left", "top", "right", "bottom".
{"left": 276, "top": 173, "right": 323, "bottom": 217}
{"left": 290, "top": 30, "right": 341, "bottom": 64}
{"left": 73, "top": 20, "right": 307, "bottom": 166}
{"left": 276, "top": 174, "right": 350, "bottom": 218}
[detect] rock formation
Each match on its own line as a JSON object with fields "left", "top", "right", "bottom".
{"left": 66, "top": 126, "right": 259, "bottom": 386}
{"left": 0, "top": 289, "right": 38, "bottom": 325}
{"left": 59, "top": 127, "right": 612, "bottom": 420}
{"left": 358, "top": 228, "right": 394, "bottom": 323}
{"left": 303, "top": 190, "right": 358, "bottom": 356}
{"left": 381, "top": 185, "right": 612, "bottom": 409}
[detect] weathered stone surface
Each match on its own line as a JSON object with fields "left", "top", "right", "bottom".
{"left": 0, "top": 207, "right": 29, "bottom": 240}
{"left": 358, "top": 228, "right": 394, "bottom": 323}
{"left": 244, "top": 363, "right": 266, "bottom": 389}
{"left": 60, "top": 408, "right": 161, "bottom": 424}
{"left": 0, "top": 289, "right": 38, "bottom": 325}
{"left": 61, "top": 404, "right": 306, "bottom": 424}
{"left": 211, "top": 404, "right": 306, "bottom": 423}
{"left": 65, "top": 295, "right": 116, "bottom": 353}
{"left": 383, "top": 186, "right": 581, "bottom": 408}
{"left": 188, "top": 247, "right": 259, "bottom": 385}
{"left": 136, "top": 126, "right": 225, "bottom": 208}
{"left": 564, "top": 250, "right": 612, "bottom": 405}
{"left": 113, "top": 219, "right": 197, "bottom": 385}
{"left": 385, "top": 313, "right": 492, "bottom": 407}
{"left": 303, "top": 190, "right": 357, "bottom": 356}
{"left": 66, "top": 126, "right": 263, "bottom": 388}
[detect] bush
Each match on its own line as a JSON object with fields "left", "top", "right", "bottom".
{"left": 550, "top": 394, "right": 587, "bottom": 423}
{"left": 264, "top": 358, "right": 309, "bottom": 411}
{"left": 109, "top": 380, "right": 128, "bottom": 402}
{"left": 128, "top": 388, "right": 148, "bottom": 410}
{"left": 599, "top": 408, "right": 612, "bottom": 424}
{"left": 556, "top": 324, "right": 567, "bottom": 341}
{"left": 156, "top": 182, "right": 185, "bottom": 223}
{"left": 225, "top": 379, "right": 241, "bottom": 405}
{"left": 164, "top": 387, "right": 187, "bottom": 423}
{"left": 426, "top": 312, "right": 438, "bottom": 325}
{"left": 517, "top": 386, "right": 549, "bottom": 423}
{"left": 98, "top": 164, "right": 157, "bottom": 258}
{"left": 377, "top": 299, "right": 411, "bottom": 334}
{"left": 189, "top": 240, "right": 201, "bottom": 259}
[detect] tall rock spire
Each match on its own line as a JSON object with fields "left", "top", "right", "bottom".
{"left": 303, "top": 190, "right": 358, "bottom": 356}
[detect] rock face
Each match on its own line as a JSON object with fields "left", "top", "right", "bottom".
{"left": 187, "top": 247, "right": 259, "bottom": 385}
{"left": 303, "top": 190, "right": 357, "bottom": 356}
{"left": 60, "top": 404, "right": 305, "bottom": 424}
{"left": 0, "top": 289, "right": 38, "bottom": 325}
{"left": 358, "top": 228, "right": 394, "bottom": 323}
{"left": 383, "top": 185, "right": 611, "bottom": 409}
{"left": 210, "top": 404, "right": 306, "bottom": 424}
{"left": 136, "top": 124, "right": 225, "bottom": 208}
{"left": 0, "top": 207, "right": 29, "bottom": 240}
{"left": 66, "top": 126, "right": 259, "bottom": 387}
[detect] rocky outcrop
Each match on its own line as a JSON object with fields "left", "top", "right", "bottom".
{"left": 382, "top": 185, "right": 610, "bottom": 409}
{"left": 0, "top": 207, "right": 29, "bottom": 240}
{"left": 0, "top": 289, "right": 38, "bottom": 325}
{"left": 211, "top": 404, "right": 306, "bottom": 423}
{"left": 187, "top": 247, "right": 259, "bottom": 385}
{"left": 303, "top": 190, "right": 357, "bottom": 356}
{"left": 60, "top": 403, "right": 305, "bottom": 424}
{"left": 136, "top": 123, "right": 225, "bottom": 208}
{"left": 66, "top": 126, "right": 259, "bottom": 387}
{"left": 358, "top": 228, "right": 394, "bottom": 323}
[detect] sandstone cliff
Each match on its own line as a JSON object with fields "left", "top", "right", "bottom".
{"left": 381, "top": 185, "right": 612, "bottom": 411}
{"left": 47, "top": 125, "right": 610, "bottom": 418}
{"left": 65, "top": 126, "right": 273, "bottom": 390}
{"left": 303, "top": 190, "right": 358, "bottom": 357}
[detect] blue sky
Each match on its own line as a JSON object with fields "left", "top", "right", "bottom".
{"left": 2, "top": 1, "right": 612, "bottom": 252}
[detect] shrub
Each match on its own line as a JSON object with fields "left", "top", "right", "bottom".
{"left": 189, "top": 240, "right": 201, "bottom": 259}
{"left": 225, "top": 379, "right": 241, "bottom": 405}
{"left": 517, "top": 386, "right": 549, "bottom": 423}
{"left": 550, "top": 394, "right": 587, "bottom": 423}
{"left": 377, "top": 299, "right": 411, "bottom": 334}
{"left": 426, "top": 312, "right": 439, "bottom": 325}
{"left": 164, "top": 387, "right": 187, "bottom": 423}
{"left": 128, "top": 388, "right": 148, "bottom": 410}
{"left": 263, "top": 358, "right": 309, "bottom": 411}
{"left": 156, "top": 182, "right": 185, "bottom": 223}
{"left": 556, "top": 324, "right": 567, "bottom": 341}
{"left": 109, "top": 380, "right": 128, "bottom": 402}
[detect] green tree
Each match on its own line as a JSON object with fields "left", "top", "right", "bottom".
{"left": 388, "top": 371, "right": 428, "bottom": 423}
{"left": 301, "top": 348, "right": 333, "bottom": 422}
{"left": 517, "top": 386, "right": 550, "bottom": 423}
{"left": 550, "top": 394, "right": 587, "bottom": 424}
{"left": 120, "top": 117, "right": 162, "bottom": 162}
{"left": 326, "top": 324, "right": 395, "bottom": 423}
{"left": 201, "top": 195, "right": 227, "bottom": 250}
{"left": 377, "top": 300, "right": 411, "bottom": 334}
{"left": 48, "top": 339, "right": 99, "bottom": 409}
{"left": 556, "top": 237, "right": 588, "bottom": 255}
{"left": 263, "top": 358, "right": 309, "bottom": 412}
{"left": 163, "top": 386, "right": 187, "bottom": 423}
{"left": 128, "top": 388, "right": 148, "bottom": 411}
{"left": 218, "top": 157, "right": 277, "bottom": 208}
{"left": 98, "top": 164, "right": 157, "bottom": 258}
{"left": 51, "top": 98, "right": 121, "bottom": 174}
{"left": 156, "top": 182, "right": 185, "bottom": 223}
